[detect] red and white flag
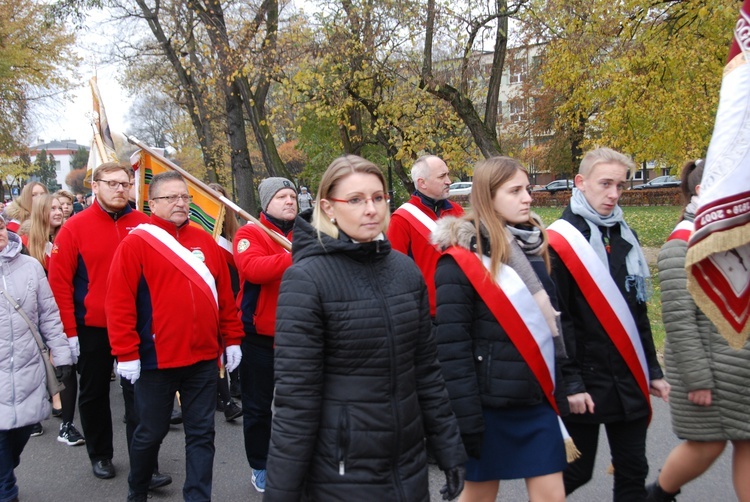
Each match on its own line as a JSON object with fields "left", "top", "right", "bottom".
{"left": 686, "top": 0, "right": 750, "bottom": 349}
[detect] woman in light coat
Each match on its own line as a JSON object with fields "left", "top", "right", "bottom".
{"left": 0, "top": 215, "right": 72, "bottom": 502}
{"left": 648, "top": 159, "right": 750, "bottom": 501}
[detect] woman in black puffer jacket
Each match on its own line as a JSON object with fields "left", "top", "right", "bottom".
{"left": 264, "top": 155, "right": 467, "bottom": 502}
{"left": 432, "top": 157, "right": 569, "bottom": 502}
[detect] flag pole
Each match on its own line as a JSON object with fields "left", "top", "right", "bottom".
{"left": 126, "top": 135, "right": 292, "bottom": 251}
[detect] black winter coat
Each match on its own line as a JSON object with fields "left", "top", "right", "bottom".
{"left": 264, "top": 216, "right": 466, "bottom": 502}
{"left": 549, "top": 208, "right": 664, "bottom": 423}
{"left": 432, "top": 219, "right": 568, "bottom": 447}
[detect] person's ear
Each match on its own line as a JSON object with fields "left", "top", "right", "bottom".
{"left": 320, "top": 199, "right": 335, "bottom": 220}
{"left": 574, "top": 173, "right": 585, "bottom": 190}
{"left": 695, "top": 184, "right": 701, "bottom": 196}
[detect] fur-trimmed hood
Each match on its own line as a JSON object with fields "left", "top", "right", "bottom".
{"left": 431, "top": 216, "right": 483, "bottom": 252}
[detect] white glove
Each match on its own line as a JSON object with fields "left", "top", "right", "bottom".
{"left": 68, "top": 336, "right": 80, "bottom": 364}
{"left": 225, "top": 345, "right": 242, "bottom": 373}
{"left": 117, "top": 359, "right": 141, "bottom": 384}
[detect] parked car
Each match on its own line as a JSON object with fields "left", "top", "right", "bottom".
{"left": 449, "top": 181, "right": 473, "bottom": 196}
{"left": 632, "top": 175, "right": 680, "bottom": 190}
{"left": 533, "top": 179, "right": 574, "bottom": 193}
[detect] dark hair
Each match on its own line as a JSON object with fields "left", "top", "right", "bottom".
{"left": 149, "top": 171, "right": 186, "bottom": 199}
{"left": 680, "top": 158, "right": 704, "bottom": 205}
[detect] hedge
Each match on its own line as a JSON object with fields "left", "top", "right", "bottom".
{"left": 449, "top": 187, "right": 681, "bottom": 209}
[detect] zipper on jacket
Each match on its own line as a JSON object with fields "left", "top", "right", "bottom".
{"left": 3, "top": 274, "right": 18, "bottom": 428}
{"left": 369, "top": 263, "right": 407, "bottom": 501}
{"left": 485, "top": 342, "right": 493, "bottom": 393}
{"left": 336, "top": 404, "right": 350, "bottom": 475}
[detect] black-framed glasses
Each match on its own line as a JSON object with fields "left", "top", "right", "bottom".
{"left": 328, "top": 193, "right": 390, "bottom": 207}
{"left": 95, "top": 179, "right": 133, "bottom": 190}
{"left": 152, "top": 194, "right": 193, "bottom": 204}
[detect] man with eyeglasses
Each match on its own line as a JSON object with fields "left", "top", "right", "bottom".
{"left": 233, "top": 176, "right": 297, "bottom": 493}
{"left": 388, "top": 155, "right": 464, "bottom": 319}
{"left": 48, "top": 162, "right": 150, "bottom": 481}
{"left": 106, "top": 171, "right": 244, "bottom": 502}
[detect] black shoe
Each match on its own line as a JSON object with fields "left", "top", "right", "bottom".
{"left": 30, "top": 423, "right": 43, "bottom": 437}
{"left": 52, "top": 407, "right": 63, "bottom": 418}
{"left": 169, "top": 408, "right": 182, "bottom": 425}
{"left": 92, "top": 458, "right": 116, "bottom": 479}
{"left": 224, "top": 400, "right": 242, "bottom": 422}
{"left": 126, "top": 491, "right": 148, "bottom": 502}
{"left": 646, "top": 481, "right": 680, "bottom": 501}
{"left": 229, "top": 373, "right": 241, "bottom": 398}
{"left": 148, "top": 471, "right": 172, "bottom": 490}
{"left": 216, "top": 397, "right": 225, "bottom": 412}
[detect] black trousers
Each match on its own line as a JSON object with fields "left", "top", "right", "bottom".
{"left": 563, "top": 416, "right": 649, "bottom": 501}
{"left": 77, "top": 326, "right": 115, "bottom": 462}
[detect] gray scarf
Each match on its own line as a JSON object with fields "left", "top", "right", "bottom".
{"left": 570, "top": 188, "right": 651, "bottom": 302}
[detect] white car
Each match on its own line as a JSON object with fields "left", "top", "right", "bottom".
{"left": 449, "top": 181, "right": 472, "bottom": 196}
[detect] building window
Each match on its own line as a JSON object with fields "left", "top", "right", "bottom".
{"left": 55, "top": 161, "right": 62, "bottom": 172}
{"left": 509, "top": 54, "right": 528, "bottom": 84}
{"left": 509, "top": 99, "right": 526, "bottom": 122}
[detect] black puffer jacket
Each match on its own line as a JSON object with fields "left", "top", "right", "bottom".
{"left": 550, "top": 208, "right": 663, "bottom": 423}
{"left": 264, "top": 216, "right": 466, "bottom": 502}
{"left": 432, "top": 218, "right": 568, "bottom": 444}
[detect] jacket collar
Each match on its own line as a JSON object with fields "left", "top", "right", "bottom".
{"left": 149, "top": 214, "right": 189, "bottom": 237}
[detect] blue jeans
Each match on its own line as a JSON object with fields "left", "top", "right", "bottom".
{"left": 128, "top": 360, "right": 217, "bottom": 501}
{"left": 239, "top": 334, "right": 274, "bottom": 470}
{"left": 0, "top": 425, "right": 33, "bottom": 502}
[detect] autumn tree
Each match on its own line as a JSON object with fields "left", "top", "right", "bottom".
{"left": 65, "top": 168, "right": 88, "bottom": 193}
{"left": 0, "top": 0, "right": 78, "bottom": 156}
{"left": 520, "top": 0, "right": 737, "bottom": 169}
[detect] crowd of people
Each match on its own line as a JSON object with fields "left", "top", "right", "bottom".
{"left": 1, "top": 147, "right": 748, "bottom": 502}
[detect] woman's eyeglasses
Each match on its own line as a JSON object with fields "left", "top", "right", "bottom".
{"left": 327, "top": 193, "right": 389, "bottom": 207}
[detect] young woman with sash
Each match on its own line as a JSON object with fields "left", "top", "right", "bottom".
{"left": 648, "top": 160, "right": 750, "bottom": 501}
{"left": 432, "top": 156, "right": 571, "bottom": 502}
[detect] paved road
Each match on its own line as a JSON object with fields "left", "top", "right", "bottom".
{"left": 16, "top": 381, "right": 733, "bottom": 501}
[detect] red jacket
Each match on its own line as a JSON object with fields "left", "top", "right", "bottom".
{"left": 105, "top": 215, "right": 244, "bottom": 369}
{"left": 387, "top": 194, "right": 464, "bottom": 316}
{"left": 233, "top": 213, "right": 293, "bottom": 337}
{"left": 48, "top": 201, "right": 149, "bottom": 337}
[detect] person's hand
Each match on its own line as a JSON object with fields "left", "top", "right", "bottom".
{"left": 54, "top": 364, "right": 73, "bottom": 382}
{"left": 567, "top": 392, "right": 595, "bottom": 414}
{"left": 688, "top": 389, "right": 712, "bottom": 407}
{"left": 650, "top": 378, "right": 670, "bottom": 402}
{"left": 225, "top": 345, "right": 242, "bottom": 373}
{"left": 440, "top": 465, "right": 465, "bottom": 500}
{"left": 117, "top": 360, "right": 141, "bottom": 384}
{"left": 68, "top": 336, "right": 80, "bottom": 364}
{"left": 461, "top": 433, "right": 483, "bottom": 459}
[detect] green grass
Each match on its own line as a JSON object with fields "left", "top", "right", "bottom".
{"left": 534, "top": 206, "right": 682, "bottom": 248}
{"left": 533, "top": 206, "right": 678, "bottom": 353}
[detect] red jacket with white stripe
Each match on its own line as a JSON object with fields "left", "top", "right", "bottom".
{"left": 105, "top": 215, "right": 244, "bottom": 369}
{"left": 387, "top": 193, "right": 464, "bottom": 316}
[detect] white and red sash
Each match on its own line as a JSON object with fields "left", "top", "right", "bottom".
{"left": 547, "top": 219, "right": 651, "bottom": 406}
{"left": 395, "top": 202, "right": 438, "bottom": 245}
{"left": 445, "top": 246, "right": 559, "bottom": 414}
{"left": 667, "top": 220, "right": 694, "bottom": 243}
{"left": 131, "top": 224, "right": 219, "bottom": 324}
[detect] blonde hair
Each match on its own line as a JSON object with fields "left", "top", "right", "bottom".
{"left": 579, "top": 147, "right": 636, "bottom": 177}
{"left": 27, "top": 194, "right": 62, "bottom": 269}
{"left": 312, "top": 155, "right": 389, "bottom": 240}
{"left": 467, "top": 156, "right": 549, "bottom": 278}
{"left": 7, "top": 181, "right": 48, "bottom": 224}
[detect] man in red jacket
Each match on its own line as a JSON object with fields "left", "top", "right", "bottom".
{"left": 48, "top": 162, "right": 149, "bottom": 481}
{"left": 106, "top": 171, "right": 244, "bottom": 502}
{"left": 233, "top": 176, "right": 296, "bottom": 493}
{"left": 387, "top": 155, "right": 464, "bottom": 317}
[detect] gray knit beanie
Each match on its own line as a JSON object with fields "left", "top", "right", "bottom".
{"left": 258, "top": 177, "right": 295, "bottom": 212}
